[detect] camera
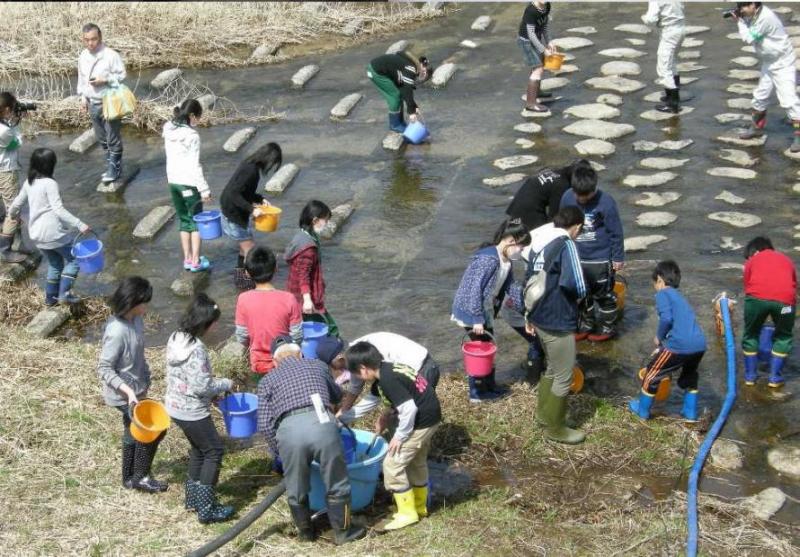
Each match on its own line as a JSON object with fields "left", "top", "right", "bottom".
{"left": 14, "top": 101, "right": 37, "bottom": 115}
{"left": 723, "top": 8, "right": 740, "bottom": 19}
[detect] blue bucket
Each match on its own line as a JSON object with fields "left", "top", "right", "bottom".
{"left": 218, "top": 393, "right": 258, "bottom": 438}
{"left": 193, "top": 210, "right": 222, "bottom": 240}
{"left": 758, "top": 324, "right": 775, "bottom": 363}
{"left": 309, "top": 428, "right": 388, "bottom": 512}
{"left": 301, "top": 321, "right": 329, "bottom": 359}
{"left": 341, "top": 427, "right": 357, "bottom": 465}
{"left": 71, "top": 236, "right": 104, "bottom": 274}
{"left": 403, "top": 121, "right": 429, "bottom": 144}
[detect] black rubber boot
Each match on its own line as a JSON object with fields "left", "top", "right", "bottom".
{"left": 0, "top": 233, "right": 26, "bottom": 263}
{"left": 195, "top": 483, "right": 234, "bottom": 524}
{"left": 289, "top": 503, "right": 316, "bottom": 541}
{"left": 327, "top": 499, "right": 367, "bottom": 545}
{"left": 184, "top": 479, "right": 199, "bottom": 511}
{"left": 129, "top": 438, "right": 169, "bottom": 493}
{"left": 122, "top": 443, "right": 136, "bottom": 487}
{"left": 655, "top": 88, "right": 679, "bottom": 113}
{"left": 660, "top": 75, "right": 681, "bottom": 101}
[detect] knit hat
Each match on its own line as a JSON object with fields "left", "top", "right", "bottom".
{"left": 314, "top": 335, "right": 346, "bottom": 365}
{"left": 271, "top": 334, "right": 300, "bottom": 358}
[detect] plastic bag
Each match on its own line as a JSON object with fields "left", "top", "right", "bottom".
{"left": 102, "top": 84, "right": 136, "bottom": 121}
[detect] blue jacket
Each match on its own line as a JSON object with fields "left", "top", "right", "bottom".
{"left": 655, "top": 287, "right": 707, "bottom": 354}
{"left": 452, "top": 246, "right": 520, "bottom": 326}
{"left": 559, "top": 189, "right": 625, "bottom": 263}
{"left": 527, "top": 235, "right": 587, "bottom": 333}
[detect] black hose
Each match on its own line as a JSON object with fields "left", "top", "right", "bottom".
{"left": 186, "top": 481, "right": 286, "bottom": 557}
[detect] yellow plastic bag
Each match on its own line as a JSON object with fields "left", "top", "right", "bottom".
{"left": 102, "top": 84, "right": 136, "bottom": 121}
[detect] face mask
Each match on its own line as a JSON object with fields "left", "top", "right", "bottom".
{"left": 313, "top": 220, "right": 328, "bottom": 234}
{"left": 508, "top": 250, "right": 523, "bottom": 261}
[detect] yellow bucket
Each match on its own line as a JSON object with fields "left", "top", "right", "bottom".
{"left": 638, "top": 367, "right": 672, "bottom": 402}
{"left": 614, "top": 276, "right": 627, "bottom": 311}
{"left": 254, "top": 205, "right": 282, "bottom": 232}
{"left": 129, "top": 400, "right": 171, "bottom": 444}
{"left": 570, "top": 365, "right": 584, "bottom": 394}
{"left": 543, "top": 53, "right": 565, "bottom": 71}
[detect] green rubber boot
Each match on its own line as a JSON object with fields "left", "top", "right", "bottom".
{"left": 544, "top": 394, "right": 586, "bottom": 445}
{"left": 536, "top": 376, "right": 554, "bottom": 426}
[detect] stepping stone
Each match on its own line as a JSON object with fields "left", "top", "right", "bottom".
{"left": 564, "top": 103, "right": 620, "bottom": 120}
{"left": 783, "top": 148, "right": 800, "bottom": 161}
{"left": 716, "top": 190, "right": 746, "bottom": 205}
{"left": 794, "top": 183, "right": 800, "bottom": 194}
{"left": 640, "top": 157, "right": 689, "bottom": 170}
{"left": 519, "top": 94, "right": 564, "bottom": 103}
{"left": 614, "top": 23, "right": 651, "bottom": 34}
{"left": 774, "top": 6, "right": 793, "bottom": 14}
{"left": 720, "top": 237, "right": 743, "bottom": 251}
{"left": 598, "top": 48, "right": 647, "bottom": 59}
{"left": 623, "top": 172, "right": 677, "bottom": 188}
{"left": 96, "top": 165, "right": 141, "bottom": 194}
{"left": 728, "top": 69, "right": 761, "bottom": 80}
{"left": 718, "top": 262, "right": 745, "bottom": 271}
{"left": 715, "top": 131, "right": 767, "bottom": 147}
{"left": 585, "top": 76, "right": 645, "bottom": 94}
{"left": 710, "top": 439, "right": 744, "bottom": 471}
{"left": 575, "top": 139, "right": 615, "bottom": 156}
{"left": 382, "top": 132, "right": 404, "bottom": 151}
{"left": 69, "top": 129, "right": 97, "bottom": 154}
{"left": 516, "top": 138, "right": 536, "bottom": 149}
{"left": 718, "top": 149, "right": 758, "bottom": 167}
{"left": 133, "top": 205, "right": 175, "bottom": 239}
{"left": 342, "top": 17, "right": 364, "bottom": 37}
{"left": 514, "top": 122, "right": 542, "bottom": 134}
{"left": 330, "top": 92, "right": 363, "bottom": 119}
{"left": 150, "top": 68, "right": 182, "bottom": 89}
{"left": 597, "top": 93, "right": 623, "bottom": 106}
{"left": 682, "top": 37, "right": 704, "bottom": 48}
{"left": 483, "top": 173, "right": 526, "bottom": 188}
{"left": 386, "top": 40, "right": 409, "bottom": 55}
{"left": 26, "top": 307, "right": 71, "bottom": 339}
{"left": 742, "top": 488, "right": 787, "bottom": 521}
{"left": 634, "top": 192, "right": 681, "bottom": 207}
{"left": 223, "top": 127, "right": 256, "bottom": 152}
{"left": 678, "top": 50, "right": 701, "bottom": 59}
{"left": 432, "top": 63, "right": 457, "bottom": 88}
{"left": 715, "top": 113, "right": 751, "bottom": 124}
{"left": 684, "top": 25, "right": 711, "bottom": 35}
{"left": 676, "top": 61, "right": 707, "bottom": 72}
{"left": 566, "top": 26, "right": 596, "bottom": 35}
{"left": 726, "top": 32, "right": 740, "bottom": 40}
{"left": 625, "top": 38, "right": 647, "bottom": 46}
{"left": 541, "top": 77, "right": 569, "bottom": 91}
{"left": 636, "top": 211, "right": 677, "bottom": 227}
{"left": 741, "top": 45, "right": 756, "bottom": 53}
{"left": 493, "top": 155, "right": 538, "bottom": 170}
{"left": 767, "top": 446, "right": 800, "bottom": 477}
{"left": 320, "top": 203, "right": 354, "bottom": 240}
{"left": 649, "top": 75, "right": 699, "bottom": 86}
{"left": 640, "top": 107, "right": 694, "bottom": 121}
{"left": 291, "top": 64, "right": 319, "bottom": 88}
{"left": 551, "top": 36, "right": 594, "bottom": 50}
{"left": 589, "top": 161, "right": 606, "bottom": 172}
{"left": 708, "top": 211, "right": 762, "bottom": 228}
{"left": 250, "top": 42, "right": 281, "bottom": 62}
{"left": 471, "top": 15, "right": 492, "bottom": 31}
{"left": 197, "top": 93, "right": 216, "bottom": 112}
{"left": 265, "top": 163, "right": 300, "bottom": 193}
{"left": 459, "top": 39, "right": 479, "bottom": 49}
{"left": 633, "top": 139, "right": 693, "bottom": 152}
{"left": 563, "top": 119, "right": 635, "bottom": 140}
{"left": 625, "top": 235, "right": 667, "bottom": 252}
{"left": 521, "top": 108, "right": 552, "bottom": 118}
{"left": 786, "top": 25, "right": 800, "bottom": 36}
{"left": 727, "top": 98, "right": 752, "bottom": 110}
{"left": 707, "top": 167, "right": 757, "bottom": 180}
{"left": 731, "top": 56, "right": 758, "bottom": 67}
{"left": 171, "top": 273, "right": 209, "bottom": 297}
{"left": 600, "top": 61, "right": 641, "bottom": 76}
{"left": 727, "top": 83, "right": 756, "bottom": 95}
{"left": 552, "top": 64, "right": 580, "bottom": 75}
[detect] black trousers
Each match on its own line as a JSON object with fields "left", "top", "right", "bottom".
{"left": 174, "top": 416, "right": 225, "bottom": 486}
{"left": 116, "top": 404, "right": 136, "bottom": 446}
{"left": 641, "top": 348, "right": 703, "bottom": 395}
{"left": 579, "top": 260, "right": 618, "bottom": 334}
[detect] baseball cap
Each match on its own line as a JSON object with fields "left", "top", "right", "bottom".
{"left": 314, "top": 335, "right": 346, "bottom": 365}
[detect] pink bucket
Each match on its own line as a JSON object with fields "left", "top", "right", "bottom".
{"left": 461, "top": 332, "right": 496, "bottom": 378}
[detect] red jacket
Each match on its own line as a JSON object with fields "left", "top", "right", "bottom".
{"left": 284, "top": 229, "right": 326, "bottom": 312}
{"left": 744, "top": 249, "right": 797, "bottom": 306}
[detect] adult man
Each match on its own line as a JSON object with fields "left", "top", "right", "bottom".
{"left": 730, "top": 2, "right": 800, "bottom": 151}
{"left": 256, "top": 336, "right": 365, "bottom": 545}
{"left": 0, "top": 92, "right": 30, "bottom": 262}
{"left": 642, "top": 1, "right": 686, "bottom": 113}
{"left": 77, "top": 23, "right": 127, "bottom": 182}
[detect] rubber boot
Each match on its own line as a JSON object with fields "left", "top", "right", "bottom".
{"left": 0, "top": 233, "right": 26, "bottom": 263}
{"left": 768, "top": 354, "right": 786, "bottom": 388}
{"left": 544, "top": 393, "right": 586, "bottom": 445}
{"left": 791, "top": 120, "right": 800, "bottom": 153}
{"left": 44, "top": 280, "right": 60, "bottom": 307}
{"left": 681, "top": 390, "right": 698, "bottom": 422}
{"left": 525, "top": 79, "right": 548, "bottom": 112}
{"left": 525, "top": 357, "right": 544, "bottom": 384}
{"left": 485, "top": 369, "right": 508, "bottom": 396}
{"left": 628, "top": 390, "right": 655, "bottom": 420}
{"left": 289, "top": 503, "right": 316, "bottom": 541}
{"left": 388, "top": 111, "right": 406, "bottom": 133}
{"left": 327, "top": 499, "right": 367, "bottom": 544}
{"left": 739, "top": 110, "right": 767, "bottom": 139}
{"left": 743, "top": 353, "right": 758, "bottom": 386}
{"left": 412, "top": 485, "right": 429, "bottom": 518}
{"left": 122, "top": 443, "right": 136, "bottom": 487}
{"left": 536, "top": 375, "right": 554, "bottom": 425}
{"left": 99, "top": 143, "right": 110, "bottom": 181}
{"left": 656, "top": 88, "right": 680, "bottom": 114}
{"left": 102, "top": 150, "right": 122, "bottom": 183}
{"left": 468, "top": 376, "right": 501, "bottom": 403}
{"left": 58, "top": 272, "right": 80, "bottom": 304}
{"left": 129, "top": 438, "right": 169, "bottom": 493}
{"left": 184, "top": 479, "right": 199, "bottom": 512}
{"left": 195, "top": 483, "right": 234, "bottom": 524}
{"left": 382, "top": 489, "right": 419, "bottom": 531}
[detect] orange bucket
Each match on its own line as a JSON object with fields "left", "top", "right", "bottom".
{"left": 543, "top": 53, "right": 565, "bottom": 71}
{"left": 129, "top": 400, "right": 171, "bottom": 443}
{"left": 254, "top": 205, "right": 282, "bottom": 232}
{"left": 614, "top": 276, "right": 627, "bottom": 311}
{"left": 638, "top": 367, "right": 671, "bottom": 402}
{"left": 570, "top": 365, "right": 584, "bottom": 394}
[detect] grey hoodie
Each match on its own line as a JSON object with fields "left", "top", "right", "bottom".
{"left": 97, "top": 315, "right": 150, "bottom": 407}
{"left": 164, "top": 332, "right": 232, "bottom": 421}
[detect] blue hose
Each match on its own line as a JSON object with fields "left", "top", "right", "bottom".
{"left": 686, "top": 296, "right": 737, "bottom": 557}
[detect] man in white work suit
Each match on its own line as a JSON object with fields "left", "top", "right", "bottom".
{"left": 730, "top": 2, "right": 800, "bottom": 152}
{"left": 642, "top": 1, "right": 686, "bottom": 114}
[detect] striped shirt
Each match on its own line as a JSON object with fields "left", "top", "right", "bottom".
{"left": 518, "top": 3, "right": 552, "bottom": 53}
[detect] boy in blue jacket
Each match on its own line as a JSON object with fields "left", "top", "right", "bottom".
{"left": 559, "top": 169, "right": 625, "bottom": 342}
{"left": 630, "top": 260, "right": 706, "bottom": 421}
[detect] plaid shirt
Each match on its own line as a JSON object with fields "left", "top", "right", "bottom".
{"left": 257, "top": 356, "right": 341, "bottom": 454}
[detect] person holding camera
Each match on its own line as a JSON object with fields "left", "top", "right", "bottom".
{"left": 77, "top": 23, "right": 127, "bottom": 183}
{"left": 0, "top": 92, "right": 33, "bottom": 263}
{"left": 728, "top": 2, "right": 800, "bottom": 152}
{"left": 642, "top": 1, "right": 686, "bottom": 114}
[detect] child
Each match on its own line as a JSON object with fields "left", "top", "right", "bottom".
{"left": 8, "top": 148, "right": 91, "bottom": 305}
{"left": 641, "top": 1, "right": 686, "bottom": 113}
{"left": 235, "top": 245, "right": 303, "bottom": 375}
{"left": 163, "top": 98, "right": 211, "bottom": 272}
{"left": 0, "top": 92, "right": 29, "bottom": 263}
{"left": 367, "top": 51, "right": 432, "bottom": 132}
{"left": 518, "top": 1, "right": 557, "bottom": 112}
{"left": 284, "top": 200, "right": 339, "bottom": 337}
{"left": 220, "top": 142, "right": 282, "bottom": 290}
{"left": 340, "top": 341, "right": 442, "bottom": 532}
{"left": 451, "top": 218, "right": 530, "bottom": 402}
{"left": 165, "top": 293, "right": 234, "bottom": 524}
{"left": 742, "top": 237, "right": 797, "bottom": 387}
{"left": 629, "top": 261, "right": 706, "bottom": 421}
{"left": 96, "top": 276, "right": 167, "bottom": 493}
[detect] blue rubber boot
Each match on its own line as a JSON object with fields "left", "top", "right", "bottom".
{"left": 681, "top": 390, "right": 698, "bottom": 422}
{"left": 628, "top": 390, "right": 655, "bottom": 419}
{"left": 743, "top": 353, "right": 758, "bottom": 386}
{"left": 44, "top": 280, "right": 60, "bottom": 306}
{"left": 58, "top": 272, "right": 80, "bottom": 304}
{"left": 388, "top": 111, "right": 406, "bottom": 133}
{"left": 468, "top": 376, "right": 501, "bottom": 403}
{"left": 768, "top": 355, "right": 786, "bottom": 388}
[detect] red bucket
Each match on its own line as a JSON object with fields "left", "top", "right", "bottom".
{"left": 461, "top": 332, "right": 497, "bottom": 378}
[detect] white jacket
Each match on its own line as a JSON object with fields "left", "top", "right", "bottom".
{"left": 738, "top": 5, "right": 796, "bottom": 70}
{"left": 0, "top": 122, "right": 22, "bottom": 172}
{"left": 77, "top": 45, "right": 127, "bottom": 103}
{"left": 162, "top": 121, "right": 210, "bottom": 197}
{"left": 642, "top": 1, "right": 684, "bottom": 28}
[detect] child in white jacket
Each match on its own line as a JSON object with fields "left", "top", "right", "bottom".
{"left": 642, "top": 1, "right": 686, "bottom": 114}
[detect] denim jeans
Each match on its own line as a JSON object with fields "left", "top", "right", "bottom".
{"left": 89, "top": 102, "right": 123, "bottom": 154}
{"left": 41, "top": 244, "right": 79, "bottom": 283}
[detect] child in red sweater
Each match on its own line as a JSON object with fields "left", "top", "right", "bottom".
{"left": 742, "top": 236, "right": 797, "bottom": 387}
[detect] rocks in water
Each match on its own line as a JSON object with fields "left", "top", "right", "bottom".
{"left": 551, "top": 36, "right": 594, "bottom": 50}
{"left": 741, "top": 45, "right": 756, "bottom": 53}
{"left": 636, "top": 211, "right": 677, "bottom": 227}
{"left": 720, "top": 236, "right": 743, "bottom": 251}
{"left": 483, "top": 173, "right": 527, "bottom": 188}
{"left": 625, "top": 235, "right": 667, "bottom": 252}
{"left": 728, "top": 69, "right": 761, "bottom": 80}
{"left": 291, "top": 64, "right": 320, "bottom": 88}
{"left": 96, "top": 165, "right": 141, "bottom": 194}
{"left": 171, "top": 272, "right": 209, "bottom": 297}
{"left": 470, "top": 15, "right": 492, "bottom": 31}
{"left": 731, "top": 56, "right": 759, "bottom": 67}
{"left": 600, "top": 61, "right": 641, "bottom": 76}
{"left": 196, "top": 93, "right": 217, "bottom": 112}
{"left": 566, "top": 26, "right": 596, "bottom": 35}
{"left": 222, "top": 127, "right": 256, "bottom": 153}
{"left": 516, "top": 138, "right": 536, "bottom": 149}
{"left": 330, "top": 92, "right": 363, "bottom": 119}
{"left": 249, "top": 42, "right": 281, "bottom": 62}
{"left": 640, "top": 157, "right": 689, "bottom": 170}
{"left": 597, "top": 93, "right": 623, "bottom": 106}
{"left": 634, "top": 192, "right": 681, "bottom": 207}
{"left": 727, "top": 83, "right": 756, "bottom": 95}
{"left": 684, "top": 25, "right": 711, "bottom": 34}
{"left": 678, "top": 50, "right": 701, "bottom": 59}
{"left": 459, "top": 39, "right": 479, "bottom": 49}
{"left": 783, "top": 148, "right": 800, "bottom": 161}
{"left": 132, "top": 205, "right": 175, "bottom": 239}
{"left": 742, "top": 488, "right": 787, "bottom": 521}
{"left": 432, "top": 63, "right": 457, "bottom": 88}
{"left": 614, "top": 23, "right": 651, "bottom": 34}
{"left": 26, "top": 307, "right": 71, "bottom": 338}
{"left": 623, "top": 172, "right": 677, "bottom": 188}
{"left": 521, "top": 108, "right": 552, "bottom": 118}
{"left": 562, "top": 119, "right": 635, "bottom": 140}
{"left": 584, "top": 76, "right": 645, "bottom": 94}
{"left": 150, "top": 68, "right": 182, "bottom": 89}
{"left": 598, "top": 47, "right": 647, "bottom": 59}
{"left": 564, "top": 103, "right": 620, "bottom": 120}
{"left": 386, "top": 40, "right": 409, "bottom": 55}
{"left": 541, "top": 77, "right": 569, "bottom": 91}
{"left": 493, "top": 155, "right": 538, "bottom": 170}
{"left": 552, "top": 63, "right": 579, "bottom": 75}
{"left": 716, "top": 190, "right": 746, "bottom": 205}
{"left": 319, "top": 203, "right": 354, "bottom": 240}
{"left": 710, "top": 438, "right": 744, "bottom": 470}
{"left": 715, "top": 113, "right": 750, "bottom": 124}
{"left": 514, "top": 122, "right": 542, "bottom": 134}
{"left": 589, "top": 161, "right": 606, "bottom": 172}
{"left": 633, "top": 139, "right": 693, "bottom": 152}
{"left": 676, "top": 61, "right": 707, "bottom": 72}
{"left": 575, "top": 139, "right": 616, "bottom": 156}
{"left": 715, "top": 130, "right": 767, "bottom": 147}
{"left": 682, "top": 37, "right": 704, "bottom": 48}
{"left": 382, "top": 132, "right": 404, "bottom": 151}
{"left": 625, "top": 38, "right": 647, "bottom": 46}
{"left": 718, "top": 149, "right": 758, "bottom": 167}
{"left": 727, "top": 97, "right": 753, "bottom": 110}
{"left": 640, "top": 107, "right": 694, "bottom": 121}
{"left": 707, "top": 167, "right": 757, "bottom": 180}
{"left": 69, "top": 129, "right": 97, "bottom": 154}
{"left": 767, "top": 446, "right": 800, "bottom": 477}
{"left": 265, "top": 163, "right": 300, "bottom": 193}
{"left": 707, "top": 211, "right": 762, "bottom": 228}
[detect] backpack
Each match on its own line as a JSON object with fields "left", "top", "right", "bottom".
{"left": 523, "top": 236, "right": 566, "bottom": 314}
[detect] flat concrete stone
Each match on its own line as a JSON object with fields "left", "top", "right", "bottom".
{"left": 483, "top": 173, "right": 526, "bottom": 188}
{"left": 716, "top": 190, "right": 746, "bottom": 205}
{"left": 222, "top": 127, "right": 256, "bottom": 153}
{"left": 585, "top": 76, "right": 645, "bottom": 94}
{"left": 600, "top": 61, "right": 641, "bottom": 76}
{"left": 514, "top": 122, "right": 542, "bottom": 134}
{"left": 551, "top": 37, "right": 594, "bottom": 50}
{"left": 265, "top": 163, "right": 299, "bottom": 193}
{"left": 767, "top": 446, "right": 800, "bottom": 477}
{"left": 640, "top": 107, "right": 694, "bottom": 121}
{"left": 625, "top": 235, "right": 667, "bottom": 252}
{"left": 493, "top": 155, "right": 538, "bottom": 170}
{"left": 634, "top": 192, "right": 681, "bottom": 207}
{"left": 133, "top": 205, "right": 175, "bottom": 239}
{"left": 564, "top": 103, "right": 620, "bottom": 120}
{"left": 707, "top": 167, "right": 757, "bottom": 180}
{"left": 633, "top": 139, "right": 693, "bottom": 152}
{"left": 562, "top": 119, "right": 635, "bottom": 140}
{"left": 330, "top": 93, "right": 363, "bottom": 119}
{"left": 521, "top": 108, "right": 552, "bottom": 118}
{"left": 575, "top": 139, "right": 615, "bottom": 156}
{"left": 432, "top": 63, "right": 457, "bottom": 88}
{"left": 728, "top": 69, "right": 761, "bottom": 80}
{"left": 708, "top": 211, "right": 762, "bottom": 228}
{"left": 319, "top": 203, "right": 354, "bottom": 240}
{"left": 598, "top": 47, "right": 647, "bottom": 59}
{"left": 249, "top": 42, "right": 281, "bottom": 62}
{"left": 623, "top": 172, "right": 677, "bottom": 188}
{"left": 69, "top": 129, "right": 97, "bottom": 154}
{"left": 219, "top": 335, "right": 245, "bottom": 359}
{"left": 727, "top": 83, "right": 757, "bottom": 95}
{"left": 683, "top": 37, "right": 704, "bottom": 47}
{"left": 342, "top": 17, "right": 364, "bottom": 37}
{"left": 787, "top": 25, "right": 800, "bottom": 36}
{"left": 718, "top": 149, "right": 758, "bottom": 167}
{"left": 775, "top": 6, "right": 793, "bottom": 14}
{"left": 715, "top": 113, "right": 751, "bottom": 124}
{"left": 727, "top": 97, "right": 753, "bottom": 110}
{"left": 541, "top": 77, "right": 569, "bottom": 91}
{"left": 26, "top": 307, "right": 71, "bottom": 338}
{"left": 589, "top": 161, "right": 606, "bottom": 172}
{"left": 783, "top": 148, "right": 800, "bottom": 161}
{"left": 471, "top": 15, "right": 492, "bottom": 31}
{"left": 197, "top": 94, "right": 216, "bottom": 113}
{"left": 386, "top": 40, "right": 409, "bottom": 55}
{"left": 150, "top": 68, "right": 182, "bottom": 89}
{"left": 742, "top": 488, "right": 787, "bottom": 521}
{"left": 597, "top": 93, "right": 623, "bottom": 106}
{"left": 515, "top": 138, "right": 535, "bottom": 149}
{"left": 678, "top": 50, "right": 701, "bottom": 60}
{"left": 720, "top": 237, "right": 743, "bottom": 251}
{"left": 291, "top": 64, "right": 320, "bottom": 88}
{"left": 382, "top": 132, "right": 404, "bottom": 151}
{"left": 636, "top": 211, "right": 677, "bottom": 227}
{"left": 552, "top": 63, "right": 579, "bottom": 75}
{"left": 566, "top": 26, "right": 597, "bottom": 35}
{"left": 459, "top": 39, "right": 479, "bottom": 49}
{"left": 171, "top": 272, "right": 209, "bottom": 297}
{"left": 625, "top": 38, "right": 647, "bottom": 46}
{"left": 727, "top": 32, "right": 741, "bottom": 40}
{"left": 731, "top": 56, "right": 759, "bottom": 67}
{"left": 710, "top": 439, "right": 744, "bottom": 471}
{"left": 640, "top": 157, "right": 689, "bottom": 170}
{"left": 715, "top": 131, "right": 767, "bottom": 147}
{"left": 615, "top": 23, "right": 651, "bottom": 34}
{"left": 684, "top": 25, "right": 711, "bottom": 35}
{"left": 676, "top": 61, "right": 707, "bottom": 73}
{"left": 96, "top": 165, "right": 141, "bottom": 194}
{"left": 718, "top": 262, "right": 745, "bottom": 271}
{"left": 741, "top": 45, "right": 756, "bottom": 53}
